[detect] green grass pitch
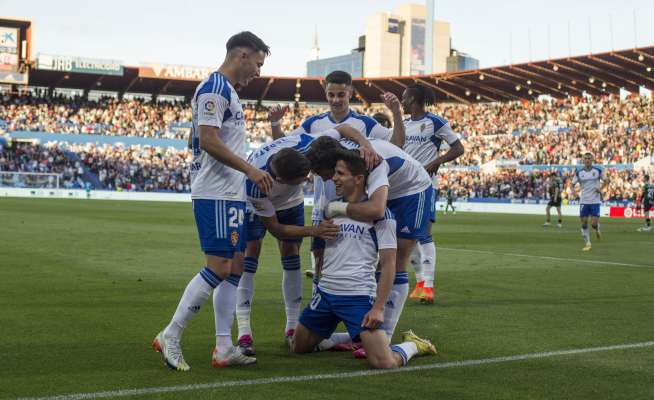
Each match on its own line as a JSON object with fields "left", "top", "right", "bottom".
{"left": 1, "top": 198, "right": 653, "bottom": 399}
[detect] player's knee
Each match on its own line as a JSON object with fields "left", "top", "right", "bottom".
{"left": 368, "top": 357, "right": 396, "bottom": 370}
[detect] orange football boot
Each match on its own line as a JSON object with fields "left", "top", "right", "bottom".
{"left": 419, "top": 286, "right": 434, "bottom": 303}
{"left": 410, "top": 281, "right": 425, "bottom": 299}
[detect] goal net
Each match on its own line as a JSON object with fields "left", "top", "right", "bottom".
{"left": 0, "top": 172, "right": 60, "bottom": 189}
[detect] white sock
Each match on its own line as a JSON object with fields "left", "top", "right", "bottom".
{"left": 409, "top": 243, "right": 424, "bottom": 282}
{"left": 594, "top": 223, "right": 600, "bottom": 231}
{"left": 318, "top": 332, "right": 351, "bottom": 351}
{"left": 383, "top": 272, "right": 409, "bottom": 344}
{"left": 282, "top": 256, "right": 303, "bottom": 332}
{"left": 214, "top": 274, "right": 240, "bottom": 353}
{"left": 163, "top": 267, "right": 220, "bottom": 340}
{"left": 390, "top": 342, "right": 418, "bottom": 365}
{"left": 236, "top": 271, "right": 255, "bottom": 339}
{"left": 310, "top": 251, "right": 316, "bottom": 272}
{"left": 312, "top": 275, "right": 319, "bottom": 297}
{"left": 420, "top": 237, "right": 436, "bottom": 288}
{"left": 581, "top": 227, "right": 591, "bottom": 246}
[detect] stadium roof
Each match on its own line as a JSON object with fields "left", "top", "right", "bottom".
{"left": 25, "top": 46, "right": 654, "bottom": 104}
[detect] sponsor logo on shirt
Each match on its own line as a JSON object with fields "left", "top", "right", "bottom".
{"left": 203, "top": 100, "right": 216, "bottom": 117}
{"left": 251, "top": 201, "right": 267, "bottom": 213}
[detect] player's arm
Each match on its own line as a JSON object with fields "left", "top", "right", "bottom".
{"left": 425, "top": 140, "right": 464, "bottom": 176}
{"left": 268, "top": 104, "right": 289, "bottom": 140}
{"left": 259, "top": 214, "right": 340, "bottom": 240}
{"left": 333, "top": 124, "right": 382, "bottom": 171}
{"left": 380, "top": 92, "right": 406, "bottom": 148}
{"left": 187, "top": 129, "right": 193, "bottom": 149}
{"left": 326, "top": 185, "right": 389, "bottom": 222}
{"left": 199, "top": 126, "right": 273, "bottom": 194}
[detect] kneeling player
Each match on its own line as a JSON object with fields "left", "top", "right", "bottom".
{"left": 290, "top": 150, "right": 437, "bottom": 369}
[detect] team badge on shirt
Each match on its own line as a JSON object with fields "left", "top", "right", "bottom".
{"left": 251, "top": 201, "right": 267, "bottom": 213}
{"left": 231, "top": 230, "right": 239, "bottom": 246}
{"left": 203, "top": 100, "right": 216, "bottom": 117}
{"left": 420, "top": 123, "right": 426, "bottom": 133}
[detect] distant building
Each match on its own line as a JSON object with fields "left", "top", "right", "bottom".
{"left": 446, "top": 50, "right": 479, "bottom": 72}
{"left": 304, "top": 3, "right": 478, "bottom": 78}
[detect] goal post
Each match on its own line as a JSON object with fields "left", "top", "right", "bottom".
{"left": 0, "top": 172, "right": 60, "bottom": 189}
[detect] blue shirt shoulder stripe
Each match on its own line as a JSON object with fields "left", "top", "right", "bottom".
{"left": 350, "top": 112, "right": 379, "bottom": 136}
{"left": 426, "top": 113, "right": 448, "bottom": 132}
{"left": 302, "top": 112, "right": 330, "bottom": 133}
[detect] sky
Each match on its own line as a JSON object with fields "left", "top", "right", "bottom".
{"left": 3, "top": 0, "right": 654, "bottom": 77}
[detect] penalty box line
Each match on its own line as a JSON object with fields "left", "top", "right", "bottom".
{"left": 11, "top": 341, "right": 654, "bottom": 400}
{"left": 435, "top": 247, "right": 654, "bottom": 269}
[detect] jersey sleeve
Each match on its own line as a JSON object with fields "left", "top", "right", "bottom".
{"left": 571, "top": 173, "right": 579, "bottom": 185}
{"left": 287, "top": 126, "right": 307, "bottom": 137}
{"left": 246, "top": 179, "right": 275, "bottom": 217}
{"left": 197, "top": 93, "right": 230, "bottom": 128}
{"left": 368, "top": 124, "right": 393, "bottom": 141}
{"left": 433, "top": 122, "right": 459, "bottom": 145}
{"left": 367, "top": 161, "right": 390, "bottom": 196}
{"left": 308, "top": 129, "right": 341, "bottom": 141}
{"left": 600, "top": 169, "right": 607, "bottom": 180}
{"left": 373, "top": 218, "right": 397, "bottom": 250}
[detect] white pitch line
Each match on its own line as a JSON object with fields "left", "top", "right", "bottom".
{"left": 11, "top": 341, "right": 654, "bottom": 400}
{"left": 434, "top": 247, "right": 654, "bottom": 269}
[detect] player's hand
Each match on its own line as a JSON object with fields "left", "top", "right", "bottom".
{"left": 314, "top": 219, "right": 340, "bottom": 240}
{"left": 380, "top": 92, "right": 401, "bottom": 114}
{"left": 424, "top": 161, "right": 442, "bottom": 177}
{"left": 361, "top": 307, "right": 384, "bottom": 329}
{"left": 246, "top": 167, "right": 274, "bottom": 195}
{"left": 594, "top": 188, "right": 601, "bottom": 194}
{"left": 268, "top": 104, "right": 288, "bottom": 123}
{"left": 359, "top": 142, "right": 382, "bottom": 171}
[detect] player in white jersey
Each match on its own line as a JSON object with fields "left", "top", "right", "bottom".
{"left": 153, "top": 32, "right": 275, "bottom": 371}
{"left": 400, "top": 83, "right": 464, "bottom": 304}
{"left": 290, "top": 150, "right": 437, "bottom": 369}
{"left": 267, "top": 71, "right": 405, "bottom": 278}
{"left": 234, "top": 125, "right": 381, "bottom": 355}
{"left": 305, "top": 135, "right": 432, "bottom": 357}
{"left": 569, "top": 153, "right": 609, "bottom": 251}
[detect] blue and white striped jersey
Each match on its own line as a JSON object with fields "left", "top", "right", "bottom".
{"left": 318, "top": 202, "right": 396, "bottom": 296}
{"left": 571, "top": 166, "right": 606, "bottom": 204}
{"left": 245, "top": 130, "right": 342, "bottom": 218}
{"left": 403, "top": 113, "right": 459, "bottom": 167}
{"left": 190, "top": 72, "right": 245, "bottom": 201}
{"left": 286, "top": 109, "right": 393, "bottom": 221}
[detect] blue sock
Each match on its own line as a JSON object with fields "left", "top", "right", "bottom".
{"left": 244, "top": 257, "right": 258, "bottom": 274}
{"left": 200, "top": 267, "right": 223, "bottom": 289}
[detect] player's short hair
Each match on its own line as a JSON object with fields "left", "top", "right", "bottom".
{"left": 583, "top": 152, "right": 594, "bottom": 158}
{"left": 305, "top": 136, "right": 345, "bottom": 173}
{"left": 325, "top": 71, "right": 352, "bottom": 87}
{"left": 226, "top": 31, "right": 271, "bottom": 57}
{"left": 406, "top": 83, "right": 436, "bottom": 107}
{"left": 271, "top": 148, "right": 311, "bottom": 183}
{"left": 332, "top": 148, "right": 368, "bottom": 180}
{"left": 372, "top": 112, "right": 392, "bottom": 129}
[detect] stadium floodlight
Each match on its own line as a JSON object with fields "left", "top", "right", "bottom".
{"left": 479, "top": 74, "right": 485, "bottom": 80}
{"left": 527, "top": 80, "right": 531, "bottom": 85}
{"left": 465, "top": 90, "right": 471, "bottom": 96}
{"left": 553, "top": 65, "right": 559, "bottom": 71}
{"left": 558, "top": 83, "right": 561, "bottom": 89}
{"left": 515, "top": 85, "right": 521, "bottom": 91}
{"left": 476, "top": 95, "right": 481, "bottom": 100}
{"left": 589, "top": 77, "right": 595, "bottom": 83}
{"left": 296, "top": 82, "right": 301, "bottom": 88}
{"left": 602, "top": 82, "right": 607, "bottom": 87}
{"left": 528, "top": 89, "right": 533, "bottom": 95}
{"left": 638, "top": 54, "right": 645, "bottom": 61}
{"left": 648, "top": 67, "right": 652, "bottom": 72}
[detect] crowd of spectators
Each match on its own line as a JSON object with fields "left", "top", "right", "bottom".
{"left": 3, "top": 92, "right": 652, "bottom": 166}
{"left": 437, "top": 165, "right": 653, "bottom": 202}
{"left": 0, "top": 142, "right": 84, "bottom": 188}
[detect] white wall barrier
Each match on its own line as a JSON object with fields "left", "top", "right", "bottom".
{"left": 2, "top": 187, "right": 608, "bottom": 216}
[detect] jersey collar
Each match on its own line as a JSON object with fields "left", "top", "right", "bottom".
{"left": 328, "top": 109, "right": 353, "bottom": 124}
{"left": 409, "top": 113, "right": 430, "bottom": 122}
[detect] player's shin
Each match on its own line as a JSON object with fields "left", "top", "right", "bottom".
{"left": 382, "top": 272, "right": 409, "bottom": 344}
{"left": 236, "top": 257, "right": 257, "bottom": 339}
{"left": 164, "top": 267, "right": 221, "bottom": 339}
{"left": 420, "top": 236, "right": 435, "bottom": 288}
{"left": 214, "top": 274, "right": 241, "bottom": 353}
{"left": 390, "top": 342, "right": 418, "bottom": 365}
{"left": 281, "top": 255, "right": 303, "bottom": 332}
{"left": 581, "top": 226, "right": 591, "bottom": 246}
{"left": 409, "top": 243, "right": 424, "bottom": 283}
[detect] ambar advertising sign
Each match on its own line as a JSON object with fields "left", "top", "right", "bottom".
{"left": 0, "top": 26, "right": 19, "bottom": 73}
{"left": 37, "top": 54, "right": 124, "bottom": 76}
{"left": 139, "top": 62, "right": 215, "bottom": 81}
